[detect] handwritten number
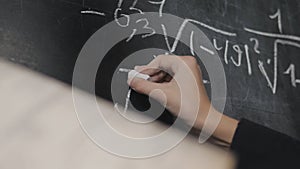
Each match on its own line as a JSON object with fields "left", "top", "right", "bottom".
{"left": 114, "top": 8, "right": 130, "bottom": 27}
{"left": 269, "top": 9, "right": 283, "bottom": 33}
{"left": 136, "top": 18, "right": 156, "bottom": 38}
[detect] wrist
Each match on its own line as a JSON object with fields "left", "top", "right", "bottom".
{"left": 195, "top": 109, "right": 239, "bottom": 144}
{"left": 213, "top": 113, "right": 239, "bottom": 144}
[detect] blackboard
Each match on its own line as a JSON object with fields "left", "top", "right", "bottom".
{"left": 1, "top": 0, "right": 300, "bottom": 139}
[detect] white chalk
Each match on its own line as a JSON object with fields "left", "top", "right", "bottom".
{"left": 119, "top": 68, "right": 150, "bottom": 80}
{"left": 119, "top": 68, "right": 132, "bottom": 73}
{"left": 128, "top": 70, "right": 150, "bottom": 80}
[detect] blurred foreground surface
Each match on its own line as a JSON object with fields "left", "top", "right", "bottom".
{"left": 0, "top": 60, "right": 234, "bottom": 169}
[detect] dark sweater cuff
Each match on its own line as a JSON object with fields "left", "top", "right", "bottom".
{"left": 230, "top": 118, "right": 299, "bottom": 169}
{"left": 230, "top": 118, "right": 297, "bottom": 153}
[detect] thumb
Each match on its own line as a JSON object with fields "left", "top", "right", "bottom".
{"left": 128, "top": 77, "right": 165, "bottom": 99}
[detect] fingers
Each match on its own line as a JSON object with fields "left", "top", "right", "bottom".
{"left": 135, "top": 65, "right": 160, "bottom": 76}
{"left": 149, "top": 71, "right": 167, "bottom": 82}
{"left": 128, "top": 77, "right": 167, "bottom": 102}
{"left": 127, "top": 55, "right": 200, "bottom": 98}
{"left": 146, "top": 55, "right": 181, "bottom": 74}
{"left": 135, "top": 64, "right": 171, "bottom": 83}
{"left": 133, "top": 55, "right": 182, "bottom": 83}
{"left": 163, "top": 74, "right": 173, "bottom": 82}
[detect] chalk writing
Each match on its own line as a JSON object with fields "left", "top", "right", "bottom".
{"left": 223, "top": 40, "right": 229, "bottom": 64}
{"left": 213, "top": 38, "right": 223, "bottom": 50}
{"left": 284, "top": 64, "right": 297, "bottom": 87}
{"left": 136, "top": 18, "right": 156, "bottom": 38}
{"left": 148, "top": 0, "right": 166, "bottom": 17}
{"left": 230, "top": 45, "right": 243, "bottom": 66}
{"left": 124, "top": 88, "right": 132, "bottom": 112}
{"left": 190, "top": 31, "right": 195, "bottom": 56}
{"left": 81, "top": 10, "right": 105, "bottom": 16}
{"left": 114, "top": 8, "right": 130, "bottom": 27}
{"left": 126, "top": 29, "right": 137, "bottom": 42}
{"left": 82, "top": 0, "right": 300, "bottom": 95}
{"left": 244, "top": 44, "right": 252, "bottom": 75}
{"left": 249, "top": 38, "right": 260, "bottom": 54}
{"left": 130, "top": 0, "right": 144, "bottom": 14}
{"left": 244, "top": 27, "right": 300, "bottom": 42}
{"left": 269, "top": 8, "right": 283, "bottom": 33}
{"left": 200, "top": 45, "right": 215, "bottom": 55}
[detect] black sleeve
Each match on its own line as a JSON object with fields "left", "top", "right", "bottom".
{"left": 230, "top": 119, "right": 300, "bottom": 169}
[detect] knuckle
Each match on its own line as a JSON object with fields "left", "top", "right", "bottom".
{"left": 156, "top": 54, "right": 165, "bottom": 60}
{"left": 184, "top": 56, "right": 197, "bottom": 62}
{"left": 183, "top": 56, "right": 198, "bottom": 66}
{"left": 153, "top": 55, "right": 164, "bottom": 66}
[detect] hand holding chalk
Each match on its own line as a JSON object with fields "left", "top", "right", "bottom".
{"left": 127, "top": 55, "right": 238, "bottom": 144}
{"left": 127, "top": 55, "right": 214, "bottom": 130}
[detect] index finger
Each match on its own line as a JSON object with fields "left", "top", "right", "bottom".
{"left": 147, "top": 55, "right": 182, "bottom": 75}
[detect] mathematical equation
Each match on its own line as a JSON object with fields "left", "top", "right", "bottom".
{"left": 81, "top": 0, "right": 300, "bottom": 95}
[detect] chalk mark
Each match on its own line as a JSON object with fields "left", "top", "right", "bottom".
{"left": 203, "top": 80, "right": 210, "bottom": 84}
{"left": 284, "top": 64, "right": 297, "bottom": 87}
{"left": 190, "top": 31, "right": 195, "bottom": 56}
{"left": 126, "top": 29, "right": 137, "bottom": 42}
{"left": 258, "top": 39, "right": 300, "bottom": 94}
{"left": 224, "top": 40, "right": 229, "bottom": 64}
{"left": 114, "top": 8, "right": 130, "bottom": 27}
{"left": 269, "top": 8, "right": 283, "bottom": 33}
{"left": 81, "top": 10, "right": 105, "bottom": 16}
{"left": 250, "top": 38, "right": 261, "bottom": 54}
{"left": 244, "top": 44, "right": 252, "bottom": 75}
{"left": 186, "top": 19, "right": 237, "bottom": 37}
{"left": 136, "top": 18, "right": 156, "bottom": 38}
{"left": 117, "top": 0, "right": 124, "bottom": 8}
{"left": 244, "top": 27, "right": 300, "bottom": 42}
{"left": 124, "top": 89, "right": 132, "bottom": 112}
{"left": 230, "top": 45, "right": 242, "bottom": 66}
{"left": 213, "top": 38, "right": 223, "bottom": 50}
{"left": 148, "top": 0, "right": 166, "bottom": 17}
{"left": 130, "top": 0, "right": 144, "bottom": 14}
{"left": 200, "top": 45, "right": 215, "bottom": 55}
